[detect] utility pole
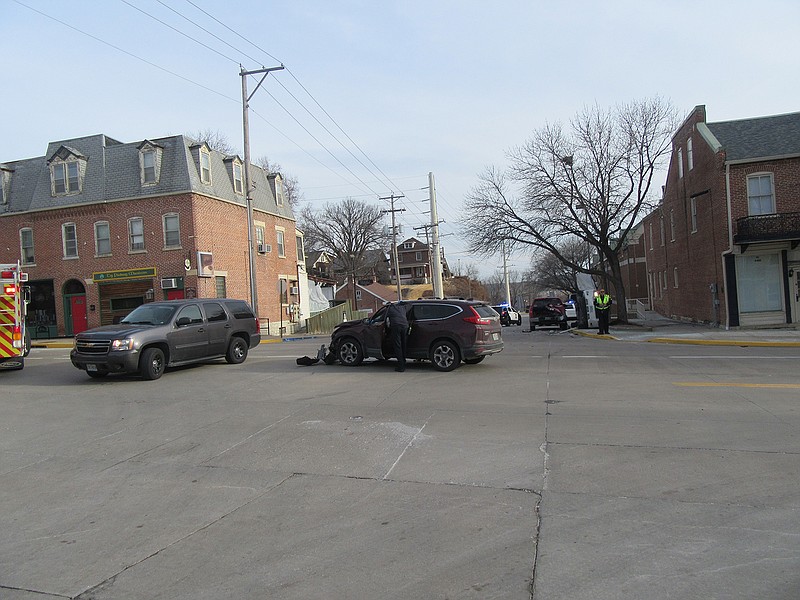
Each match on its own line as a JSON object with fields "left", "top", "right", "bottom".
{"left": 502, "top": 240, "right": 512, "bottom": 305}
{"left": 429, "top": 172, "right": 444, "bottom": 299}
{"left": 380, "top": 194, "right": 405, "bottom": 300}
{"left": 240, "top": 64, "right": 284, "bottom": 319}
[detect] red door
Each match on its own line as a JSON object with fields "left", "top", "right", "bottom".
{"left": 70, "top": 295, "right": 88, "bottom": 335}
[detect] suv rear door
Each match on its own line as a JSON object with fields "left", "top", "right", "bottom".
{"left": 202, "top": 301, "right": 230, "bottom": 356}
{"left": 407, "top": 303, "right": 462, "bottom": 358}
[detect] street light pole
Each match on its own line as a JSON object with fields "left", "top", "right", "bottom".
{"left": 240, "top": 64, "right": 284, "bottom": 319}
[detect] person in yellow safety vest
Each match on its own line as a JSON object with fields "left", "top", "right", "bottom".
{"left": 593, "top": 288, "right": 612, "bottom": 335}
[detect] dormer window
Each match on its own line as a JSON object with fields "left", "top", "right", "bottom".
{"left": 233, "top": 162, "right": 243, "bottom": 194}
{"left": 0, "top": 166, "right": 11, "bottom": 204}
{"left": 48, "top": 146, "right": 86, "bottom": 197}
{"left": 200, "top": 148, "right": 212, "bottom": 184}
{"left": 53, "top": 161, "right": 80, "bottom": 194}
{"left": 403, "top": 242, "right": 413, "bottom": 249}
{"left": 276, "top": 178, "right": 284, "bottom": 206}
{"left": 137, "top": 141, "right": 163, "bottom": 186}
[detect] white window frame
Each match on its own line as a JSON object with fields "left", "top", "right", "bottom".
{"left": 296, "top": 235, "right": 304, "bottom": 262}
{"left": 200, "top": 148, "right": 212, "bottom": 184}
{"left": 747, "top": 173, "right": 775, "bottom": 216}
{"left": 690, "top": 197, "right": 698, "bottom": 233}
{"left": 677, "top": 147, "right": 684, "bottom": 179}
{"left": 163, "top": 213, "right": 181, "bottom": 248}
{"left": 649, "top": 222, "right": 654, "bottom": 250}
{"left": 52, "top": 161, "right": 81, "bottom": 195}
{"left": 659, "top": 216, "right": 665, "bottom": 246}
{"left": 94, "top": 221, "right": 111, "bottom": 256}
{"left": 20, "top": 228, "right": 34, "bottom": 265}
{"left": 62, "top": 222, "right": 78, "bottom": 258}
{"left": 129, "top": 217, "right": 145, "bottom": 252}
{"left": 687, "top": 137, "right": 694, "bottom": 170}
{"left": 233, "top": 162, "right": 244, "bottom": 194}
{"left": 673, "top": 267, "right": 679, "bottom": 288}
{"left": 142, "top": 150, "right": 157, "bottom": 184}
{"left": 403, "top": 242, "right": 413, "bottom": 249}
{"left": 276, "top": 229, "right": 286, "bottom": 257}
{"left": 275, "top": 178, "right": 284, "bottom": 206}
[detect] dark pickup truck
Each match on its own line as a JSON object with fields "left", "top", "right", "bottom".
{"left": 529, "top": 297, "right": 568, "bottom": 330}
{"left": 70, "top": 299, "right": 260, "bottom": 380}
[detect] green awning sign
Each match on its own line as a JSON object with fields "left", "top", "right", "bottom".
{"left": 93, "top": 267, "right": 157, "bottom": 282}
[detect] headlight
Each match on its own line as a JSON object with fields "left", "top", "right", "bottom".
{"left": 111, "top": 338, "right": 134, "bottom": 351}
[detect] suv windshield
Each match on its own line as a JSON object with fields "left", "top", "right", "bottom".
{"left": 120, "top": 304, "right": 177, "bottom": 326}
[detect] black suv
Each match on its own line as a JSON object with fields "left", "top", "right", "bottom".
{"left": 330, "top": 299, "right": 503, "bottom": 371}
{"left": 70, "top": 299, "right": 261, "bottom": 380}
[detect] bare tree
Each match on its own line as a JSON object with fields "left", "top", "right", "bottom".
{"left": 186, "top": 129, "right": 237, "bottom": 155}
{"left": 298, "top": 198, "right": 390, "bottom": 304}
{"left": 463, "top": 97, "right": 678, "bottom": 321}
{"left": 254, "top": 156, "right": 302, "bottom": 207}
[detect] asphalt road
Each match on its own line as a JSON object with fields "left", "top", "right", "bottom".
{"left": 2, "top": 325, "right": 799, "bottom": 599}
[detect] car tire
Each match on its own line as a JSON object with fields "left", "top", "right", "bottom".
{"left": 225, "top": 336, "right": 248, "bottom": 364}
{"left": 530, "top": 324, "right": 536, "bottom": 331}
{"left": 559, "top": 321, "right": 568, "bottom": 330}
{"left": 87, "top": 369, "right": 109, "bottom": 379}
{"left": 337, "top": 337, "right": 364, "bottom": 366}
{"left": 140, "top": 347, "right": 165, "bottom": 380}
{"left": 430, "top": 340, "right": 460, "bottom": 372}
{"left": 517, "top": 317, "right": 523, "bottom": 326}
{"left": 464, "top": 356, "right": 485, "bottom": 365}
{"left": 23, "top": 330, "right": 31, "bottom": 357}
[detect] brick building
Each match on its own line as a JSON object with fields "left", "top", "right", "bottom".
{"left": 0, "top": 133, "right": 303, "bottom": 337}
{"left": 642, "top": 106, "right": 800, "bottom": 327}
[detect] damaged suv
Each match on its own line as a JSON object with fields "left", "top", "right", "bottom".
{"left": 330, "top": 299, "right": 503, "bottom": 372}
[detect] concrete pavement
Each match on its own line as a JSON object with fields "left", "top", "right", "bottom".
{"left": 31, "top": 316, "right": 800, "bottom": 350}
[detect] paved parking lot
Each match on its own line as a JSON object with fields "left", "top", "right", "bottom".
{"left": 2, "top": 326, "right": 799, "bottom": 599}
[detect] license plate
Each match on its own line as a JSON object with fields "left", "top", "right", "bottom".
{"left": 86, "top": 364, "right": 97, "bottom": 372}
{"left": 492, "top": 333, "right": 499, "bottom": 341}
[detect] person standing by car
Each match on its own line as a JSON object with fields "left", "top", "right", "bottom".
{"left": 386, "top": 301, "right": 409, "bottom": 372}
{"left": 594, "top": 288, "right": 612, "bottom": 335}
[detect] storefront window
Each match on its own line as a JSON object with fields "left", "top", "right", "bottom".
{"left": 737, "top": 254, "right": 782, "bottom": 312}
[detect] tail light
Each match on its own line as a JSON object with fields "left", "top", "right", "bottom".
{"left": 463, "top": 306, "right": 492, "bottom": 325}
{"left": 254, "top": 318, "right": 261, "bottom": 334}
{"left": 4, "top": 284, "right": 16, "bottom": 295}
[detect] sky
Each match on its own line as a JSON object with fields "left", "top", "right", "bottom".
{"left": 3, "top": 0, "right": 799, "bottom": 279}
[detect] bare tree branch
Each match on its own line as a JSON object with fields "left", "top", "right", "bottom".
{"left": 462, "top": 97, "right": 678, "bottom": 321}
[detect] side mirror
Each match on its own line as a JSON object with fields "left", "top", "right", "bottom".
{"left": 176, "top": 316, "right": 191, "bottom": 327}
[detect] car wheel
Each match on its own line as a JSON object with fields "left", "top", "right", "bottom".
{"left": 530, "top": 324, "right": 536, "bottom": 331}
{"left": 140, "top": 347, "right": 165, "bottom": 380}
{"left": 337, "top": 337, "right": 364, "bottom": 366}
{"left": 225, "top": 336, "right": 248, "bottom": 364}
{"left": 430, "top": 340, "right": 460, "bottom": 372}
{"left": 559, "top": 321, "right": 568, "bottom": 330}
{"left": 517, "top": 317, "right": 523, "bottom": 326}
{"left": 87, "top": 369, "right": 109, "bottom": 379}
{"left": 23, "top": 330, "right": 31, "bottom": 357}
{"left": 464, "top": 356, "right": 485, "bottom": 365}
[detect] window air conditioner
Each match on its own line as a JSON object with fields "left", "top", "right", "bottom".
{"left": 290, "top": 286, "right": 299, "bottom": 295}
{"left": 258, "top": 243, "right": 271, "bottom": 254}
{"left": 161, "top": 278, "right": 178, "bottom": 289}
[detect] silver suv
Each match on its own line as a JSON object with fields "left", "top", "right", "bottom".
{"left": 70, "top": 299, "right": 261, "bottom": 380}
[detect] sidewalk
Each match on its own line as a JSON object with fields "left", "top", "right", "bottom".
{"left": 572, "top": 315, "right": 800, "bottom": 347}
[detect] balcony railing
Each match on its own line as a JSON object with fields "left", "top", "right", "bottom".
{"left": 734, "top": 212, "right": 800, "bottom": 244}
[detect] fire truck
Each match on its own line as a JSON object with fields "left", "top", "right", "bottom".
{"left": 0, "top": 262, "right": 31, "bottom": 371}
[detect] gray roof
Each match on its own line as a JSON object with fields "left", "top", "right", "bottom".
{"left": 706, "top": 111, "right": 800, "bottom": 162}
{"left": 1, "top": 134, "right": 294, "bottom": 221}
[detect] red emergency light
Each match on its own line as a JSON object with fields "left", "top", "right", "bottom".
{"left": 1, "top": 270, "right": 15, "bottom": 279}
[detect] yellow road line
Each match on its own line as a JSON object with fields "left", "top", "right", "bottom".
{"left": 674, "top": 382, "right": 800, "bottom": 389}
